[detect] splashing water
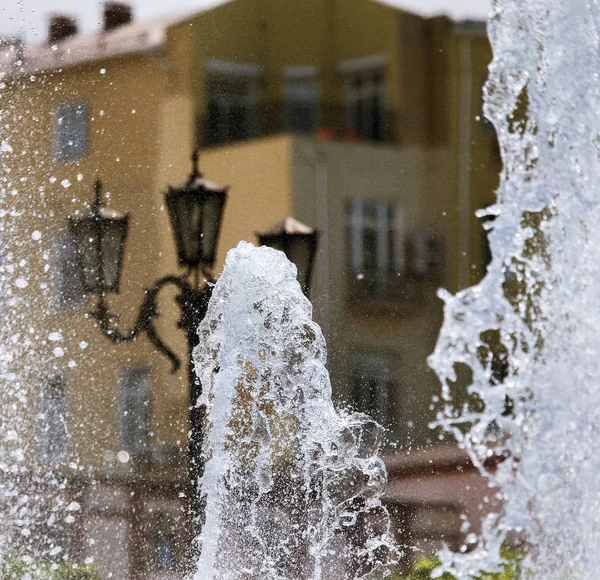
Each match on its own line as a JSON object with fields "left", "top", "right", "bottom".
{"left": 193, "top": 242, "right": 398, "bottom": 579}
{"left": 0, "top": 59, "right": 80, "bottom": 565}
{"left": 429, "top": 0, "right": 600, "bottom": 577}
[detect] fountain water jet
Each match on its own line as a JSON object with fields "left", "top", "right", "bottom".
{"left": 193, "top": 242, "right": 398, "bottom": 579}
{"left": 429, "top": 0, "right": 600, "bottom": 577}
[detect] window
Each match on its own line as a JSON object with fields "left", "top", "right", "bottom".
{"left": 50, "top": 234, "right": 86, "bottom": 311}
{"left": 349, "top": 200, "right": 404, "bottom": 280}
{"left": 351, "top": 352, "right": 397, "bottom": 427}
{"left": 283, "top": 66, "right": 319, "bottom": 133}
{"left": 348, "top": 201, "right": 416, "bottom": 302}
{"left": 156, "top": 536, "right": 175, "bottom": 570}
{"left": 118, "top": 365, "right": 151, "bottom": 456}
{"left": 53, "top": 102, "right": 89, "bottom": 161}
{"left": 37, "top": 375, "right": 68, "bottom": 462}
{"left": 340, "top": 56, "right": 387, "bottom": 141}
{"left": 206, "top": 61, "right": 260, "bottom": 145}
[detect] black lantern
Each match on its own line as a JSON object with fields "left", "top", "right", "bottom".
{"left": 258, "top": 218, "right": 318, "bottom": 296}
{"left": 166, "top": 151, "right": 228, "bottom": 271}
{"left": 68, "top": 179, "right": 129, "bottom": 294}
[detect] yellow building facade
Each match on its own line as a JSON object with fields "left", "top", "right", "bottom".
{"left": 0, "top": 0, "right": 499, "bottom": 576}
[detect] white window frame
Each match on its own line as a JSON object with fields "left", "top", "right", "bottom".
{"left": 53, "top": 101, "right": 89, "bottom": 162}
{"left": 349, "top": 200, "right": 404, "bottom": 280}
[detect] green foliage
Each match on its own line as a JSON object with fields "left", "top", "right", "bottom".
{"left": 389, "top": 549, "right": 528, "bottom": 580}
{"left": 0, "top": 558, "right": 99, "bottom": 579}
{"left": 388, "top": 556, "right": 456, "bottom": 580}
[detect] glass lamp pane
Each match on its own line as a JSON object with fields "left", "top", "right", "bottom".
{"left": 100, "top": 217, "right": 129, "bottom": 292}
{"left": 180, "top": 193, "right": 203, "bottom": 265}
{"left": 69, "top": 215, "right": 102, "bottom": 293}
{"left": 259, "top": 232, "right": 317, "bottom": 294}
{"left": 261, "top": 237, "right": 285, "bottom": 252}
{"left": 68, "top": 207, "right": 128, "bottom": 294}
{"left": 201, "top": 192, "right": 226, "bottom": 265}
{"left": 286, "top": 235, "right": 313, "bottom": 291}
{"left": 167, "top": 190, "right": 202, "bottom": 267}
{"left": 167, "top": 184, "right": 227, "bottom": 268}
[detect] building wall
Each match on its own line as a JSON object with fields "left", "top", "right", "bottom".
{"left": 290, "top": 138, "right": 454, "bottom": 447}
{"left": 187, "top": 0, "right": 422, "bottom": 143}
{"left": 3, "top": 51, "right": 181, "bottom": 471}
{"left": 180, "top": 1, "right": 500, "bottom": 452}
{"left": 446, "top": 25, "right": 501, "bottom": 292}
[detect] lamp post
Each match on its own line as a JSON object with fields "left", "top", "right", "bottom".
{"left": 257, "top": 217, "right": 318, "bottom": 296}
{"left": 68, "top": 151, "right": 228, "bottom": 550}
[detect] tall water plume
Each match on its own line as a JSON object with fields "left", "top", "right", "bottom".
{"left": 429, "top": 0, "right": 600, "bottom": 577}
{"left": 193, "top": 242, "right": 398, "bottom": 579}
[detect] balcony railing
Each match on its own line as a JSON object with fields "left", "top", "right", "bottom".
{"left": 196, "top": 102, "right": 399, "bottom": 148}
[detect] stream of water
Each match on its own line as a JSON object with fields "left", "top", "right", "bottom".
{"left": 193, "top": 242, "right": 398, "bottom": 579}
{"left": 429, "top": 0, "right": 600, "bottom": 577}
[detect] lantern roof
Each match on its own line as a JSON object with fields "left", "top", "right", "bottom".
{"left": 182, "top": 175, "right": 226, "bottom": 193}
{"left": 70, "top": 201, "right": 127, "bottom": 222}
{"left": 260, "top": 217, "right": 315, "bottom": 237}
{"left": 97, "top": 206, "right": 127, "bottom": 220}
{"left": 71, "top": 179, "right": 128, "bottom": 221}
{"left": 172, "top": 150, "right": 228, "bottom": 194}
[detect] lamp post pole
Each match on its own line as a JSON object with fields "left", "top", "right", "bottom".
{"left": 68, "top": 152, "right": 228, "bottom": 562}
{"left": 176, "top": 280, "right": 212, "bottom": 530}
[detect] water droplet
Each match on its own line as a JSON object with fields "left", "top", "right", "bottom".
{"left": 117, "top": 450, "right": 130, "bottom": 463}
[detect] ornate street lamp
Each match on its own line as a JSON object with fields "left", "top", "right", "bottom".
{"left": 257, "top": 218, "right": 318, "bottom": 296}
{"left": 68, "top": 151, "right": 228, "bottom": 549}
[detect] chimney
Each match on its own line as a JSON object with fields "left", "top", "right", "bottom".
{"left": 104, "top": 2, "right": 133, "bottom": 32}
{"left": 48, "top": 15, "right": 78, "bottom": 44}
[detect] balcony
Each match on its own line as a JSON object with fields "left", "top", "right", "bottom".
{"left": 196, "top": 101, "right": 399, "bottom": 148}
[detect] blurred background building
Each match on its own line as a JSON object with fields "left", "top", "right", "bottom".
{"left": 0, "top": 0, "right": 500, "bottom": 576}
